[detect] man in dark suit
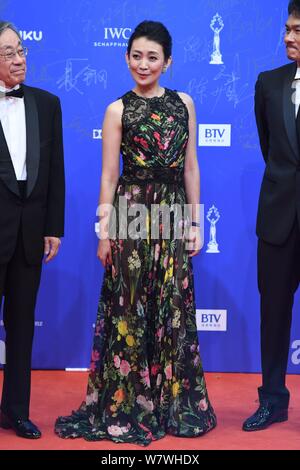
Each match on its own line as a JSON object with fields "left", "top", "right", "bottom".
{"left": 243, "top": 0, "right": 300, "bottom": 432}
{"left": 0, "top": 21, "right": 65, "bottom": 438}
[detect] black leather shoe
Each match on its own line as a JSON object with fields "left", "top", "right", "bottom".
{"left": 242, "top": 403, "right": 288, "bottom": 432}
{"left": 0, "top": 412, "right": 41, "bottom": 439}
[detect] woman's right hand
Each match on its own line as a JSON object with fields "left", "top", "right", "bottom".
{"left": 97, "top": 239, "right": 112, "bottom": 267}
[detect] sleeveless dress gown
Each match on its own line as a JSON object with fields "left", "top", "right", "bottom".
{"left": 55, "top": 88, "right": 217, "bottom": 446}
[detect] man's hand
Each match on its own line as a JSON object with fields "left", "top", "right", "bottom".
{"left": 44, "top": 237, "right": 61, "bottom": 263}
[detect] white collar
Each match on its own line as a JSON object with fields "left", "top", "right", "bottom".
{"left": 0, "top": 84, "right": 21, "bottom": 93}
{"left": 294, "top": 68, "right": 300, "bottom": 80}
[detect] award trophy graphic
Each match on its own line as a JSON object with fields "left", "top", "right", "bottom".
{"left": 206, "top": 205, "right": 220, "bottom": 253}
{"left": 210, "top": 13, "right": 224, "bottom": 65}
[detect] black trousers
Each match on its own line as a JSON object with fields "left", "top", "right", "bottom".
{"left": 258, "top": 221, "right": 300, "bottom": 409}
{"left": 0, "top": 185, "right": 42, "bottom": 420}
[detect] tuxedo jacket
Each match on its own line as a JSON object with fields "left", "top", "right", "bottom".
{"left": 0, "top": 85, "right": 65, "bottom": 265}
{"left": 255, "top": 61, "right": 300, "bottom": 245}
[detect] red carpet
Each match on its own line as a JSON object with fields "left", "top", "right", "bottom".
{"left": 0, "top": 371, "right": 299, "bottom": 450}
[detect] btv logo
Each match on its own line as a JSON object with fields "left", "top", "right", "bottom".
{"left": 196, "top": 309, "right": 227, "bottom": 331}
{"left": 199, "top": 124, "right": 231, "bottom": 147}
{"left": 104, "top": 28, "right": 131, "bottom": 40}
{"left": 19, "top": 31, "right": 43, "bottom": 41}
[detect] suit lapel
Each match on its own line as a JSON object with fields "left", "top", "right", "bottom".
{"left": 0, "top": 121, "right": 20, "bottom": 196}
{"left": 23, "top": 85, "right": 40, "bottom": 197}
{"left": 0, "top": 86, "right": 40, "bottom": 197}
{"left": 283, "top": 62, "right": 299, "bottom": 161}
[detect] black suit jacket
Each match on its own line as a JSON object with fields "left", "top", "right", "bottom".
{"left": 256, "top": 61, "right": 300, "bottom": 245}
{"left": 0, "top": 85, "right": 65, "bottom": 265}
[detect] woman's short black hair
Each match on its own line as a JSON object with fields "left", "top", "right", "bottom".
{"left": 127, "top": 21, "right": 172, "bottom": 60}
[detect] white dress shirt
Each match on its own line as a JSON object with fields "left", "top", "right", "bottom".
{"left": 0, "top": 85, "right": 27, "bottom": 181}
{"left": 294, "top": 68, "right": 300, "bottom": 118}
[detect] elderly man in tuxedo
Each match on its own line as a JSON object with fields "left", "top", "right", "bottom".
{"left": 243, "top": 0, "right": 300, "bottom": 431}
{"left": 0, "top": 21, "right": 65, "bottom": 438}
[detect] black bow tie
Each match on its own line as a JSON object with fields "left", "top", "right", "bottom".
{"left": 4, "top": 87, "right": 24, "bottom": 99}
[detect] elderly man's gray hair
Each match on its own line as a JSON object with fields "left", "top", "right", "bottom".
{"left": 0, "top": 21, "right": 21, "bottom": 41}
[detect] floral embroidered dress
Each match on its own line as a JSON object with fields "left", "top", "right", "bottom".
{"left": 55, "top": 88, "right": 217, "bottom": 445}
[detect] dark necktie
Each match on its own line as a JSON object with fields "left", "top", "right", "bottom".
{"left": 4, "top": 86, "right": 24, "bottom": 99}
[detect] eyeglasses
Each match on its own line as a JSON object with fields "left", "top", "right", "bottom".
{"left": 0, "top": 46, "right": 28, "bottom": 61}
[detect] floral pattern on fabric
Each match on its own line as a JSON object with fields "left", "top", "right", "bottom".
{"left": 55, "top": 89, "right": 216, "bottom": 446}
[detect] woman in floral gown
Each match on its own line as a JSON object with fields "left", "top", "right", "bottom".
{"left": 55, "top": 20, "right": 217, "bottom": 446}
